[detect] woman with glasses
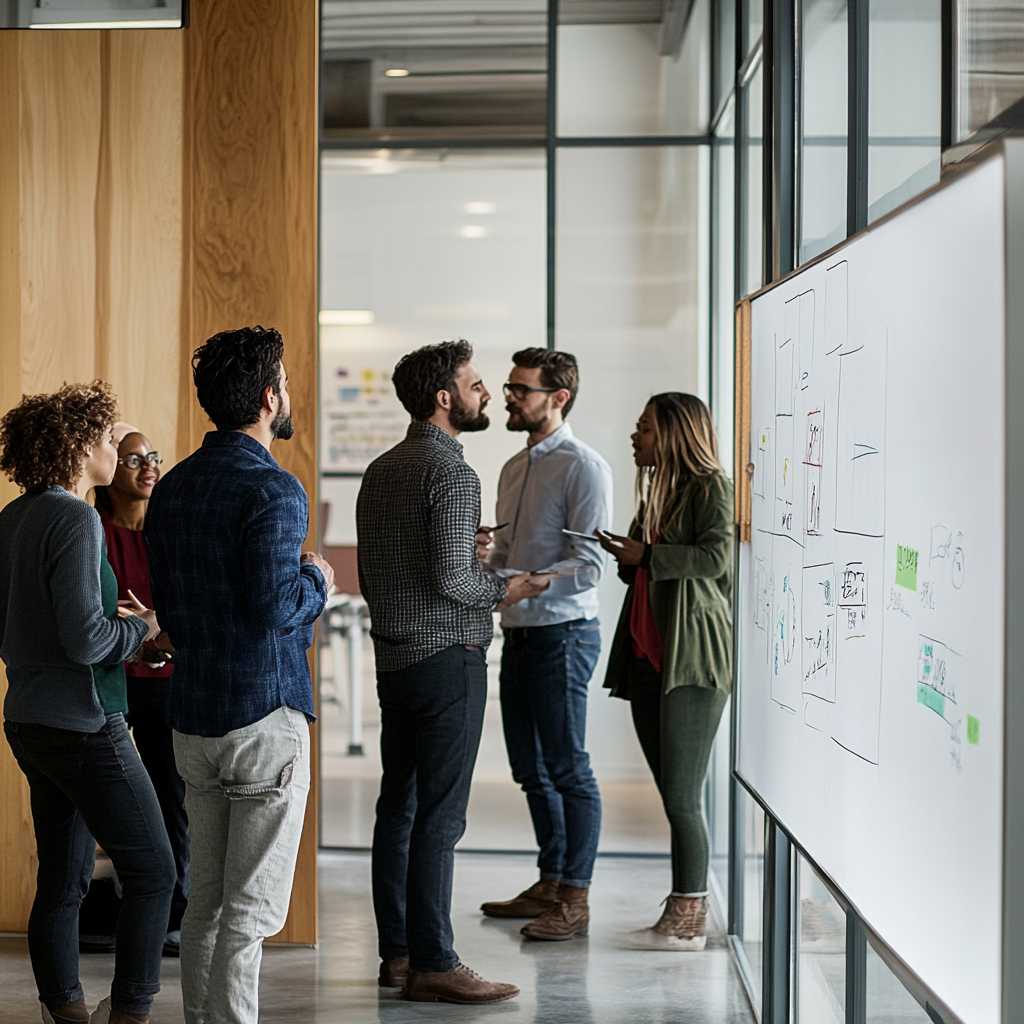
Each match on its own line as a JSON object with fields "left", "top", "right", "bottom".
{"left": 0, "top": 383, "right": 175, "bottom": 1024}
{"left": 94, "top": 427, "right": 186, "bottom": 957}
{"left": 596, "top": 393, "right": 733, "bottom": 952}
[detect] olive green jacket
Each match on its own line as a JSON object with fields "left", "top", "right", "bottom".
{"left": 604, "top": 473, "right": 734, "bottom": 699}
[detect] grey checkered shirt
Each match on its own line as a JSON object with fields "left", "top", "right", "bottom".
{"left": 356, "top": 422, "right": 508, "bottom": 671}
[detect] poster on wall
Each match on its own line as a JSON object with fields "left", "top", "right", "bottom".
{"left": 320, "top": 357, "right": 407, "bottom": 473}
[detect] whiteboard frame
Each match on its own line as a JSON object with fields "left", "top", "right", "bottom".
{"left": 730, "top": 137, "right": 1024, "bottom": 1024}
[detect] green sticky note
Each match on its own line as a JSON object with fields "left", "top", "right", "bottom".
{"left": 896, "top": 544, "right": 919, "bottom": 591}
{"left": 967, "top": 715, "right": 980, "bottom": 746}
{"left": 917, "top": 682, "right": 945, "bottom": 718}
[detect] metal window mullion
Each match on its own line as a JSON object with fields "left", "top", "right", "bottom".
{"left": 847, "top": 0, "right": 868, "bottom": 235}
{"left": 762, "top": 817, "right": 792, "bottom": 1024}
{"left": 845, "top": 912, "right": 868, "bottom": 1024}
{"left": 940, "top": 0, "right": 958, "bottom": 149}
{"left": 546, "top": 0, "right": 558, "bottom": 350}
{"left": 762, "top": 0, "right": 775, "bottom": 286}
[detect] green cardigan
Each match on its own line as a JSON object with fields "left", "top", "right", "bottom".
{"left": 604, "top": 473, "right": 734, "bottom": 699}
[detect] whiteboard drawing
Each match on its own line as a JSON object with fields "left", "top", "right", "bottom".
{"left": 916, "top": 635, "right": 964, "bottom": 754}
{"left": 804, "top": 408, "right": 824, "bottom": 536}
{"left": 770, "top": 542, "right": 801, "bottom": 713}
{"left": 802, "top": 562, "right": 836, "bottom": 702}
{"left": 831, "top": 537, "right": 885, "bottom": 764}
{"left": 823, "top": 261, "right": 847, "bottom": 356}
{"left": 776, "top": 335, "right": 795, "bottom": 416}
{"left": 753, "top": 427, "right": 772, "bottom": 502}
{"left": 929, "top": 525, "right": 967, "bottom": 590}
{"left": 785, "top": 288, "right": 816, "bottom": 392}
{"left": 835, "top": 327, "right": 887, "bottom": 538}
{"left": 776, "top": 413, "right": 796, "bottom": 537}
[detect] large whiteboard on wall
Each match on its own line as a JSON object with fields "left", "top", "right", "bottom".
{"left": 737, "top": 153, "right": 1006, "bottom": 1024}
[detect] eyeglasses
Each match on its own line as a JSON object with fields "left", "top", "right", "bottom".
{"left": 502, "top": 383, "right": 559, "bottom": 402}
{"left": 118, "top": 452, "right": 163, "bottom": 470}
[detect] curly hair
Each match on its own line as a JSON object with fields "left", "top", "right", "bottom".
{"left": 192, "top": 326, "right": 285, "bottom": 431}
{"left": 392, "top": 340, "right": 474, "bottom": 421}
{"left": 0, "top": 381, "right": 118, "bottom": 492}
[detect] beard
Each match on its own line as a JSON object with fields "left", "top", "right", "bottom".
{"left": 270, "top": 407, "right": 294, "bottom": 441}
{"left": 450, "top": 394, "right": 489, "bottom": 433}
{"left": 505, "top": 406, "right": 546, "bottom": 433}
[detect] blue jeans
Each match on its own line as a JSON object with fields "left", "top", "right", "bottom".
{"left": 372, "top": 644, "right": 487, "bottom": 972}
{"left": 500, "top": 619, "right": 602, "bottom": 888}
{"left": 4, "top": 714, "right": 175, "bottom": 1016}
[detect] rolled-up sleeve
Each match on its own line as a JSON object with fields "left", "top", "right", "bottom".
{"left": 545, "top": 455, "right": 612, "bottom": 598}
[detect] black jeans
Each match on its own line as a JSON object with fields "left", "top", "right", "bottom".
{"left": 127, "top": 680, "right": 189, "bottom": 931}
{"left": 627, "top": 658, "right": 728, "bottom": 895}
{"left": 4, "top": 714, "right": 176, "bottom": 1015}
{"left": 500, "top": 619, "right": 602, "bottom": 887}
{"left": 371, "top": 644, "right": 487, "bottom": 972}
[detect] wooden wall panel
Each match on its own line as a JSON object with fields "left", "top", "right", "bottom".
{"left": 18, "top": 33, "right": 102, "bottom": 394}
{"left": 106, "top": 31, "right": 184, "bottom": 465}
{"left": 185, "top": 0, "right": 320, "bottom": 945}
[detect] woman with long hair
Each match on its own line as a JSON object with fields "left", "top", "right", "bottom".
{"left": 597, "top": 392, "right": 733, "bottom": 951}
{"left": 95, "top": 426, "right": 186, "bottom": 956}
{"left": 0, "top": 383, "right": 176, "bottom": 1024}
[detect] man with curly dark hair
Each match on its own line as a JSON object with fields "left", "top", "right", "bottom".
{"left": 0, "top": 381, "right": 175, "bottom": 1024}
{"left": 146, "top": 326, "right": 333, "bottom": 1024}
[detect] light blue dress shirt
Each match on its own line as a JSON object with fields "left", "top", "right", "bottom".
{"left": 488, "top": 422, "right": 613, "bottom": 628}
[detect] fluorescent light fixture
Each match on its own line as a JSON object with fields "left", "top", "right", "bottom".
{"left": 319, "top": 310, "right": 375, "bottom": 326}
{"left": 465, "top": 202, "right": 496, "bottom": 214}
{"left": 460, "top": 225, "right": 487, "bottom": 239}
{"left": 384, "top": 68, "right": 410, "bottom": 77}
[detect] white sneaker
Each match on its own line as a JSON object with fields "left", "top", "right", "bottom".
{"left": 622, "top": 927, "right": 707, "bottom": 951}
{"left": 88, "top": 997, "right": 112, "bottom": 1024}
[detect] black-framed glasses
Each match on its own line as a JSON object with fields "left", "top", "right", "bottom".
{"left": 118, "top": 452, "right": 162, "bottom": 470}
{"left": 502, "top": 382, "right": 559, "bottom": 402}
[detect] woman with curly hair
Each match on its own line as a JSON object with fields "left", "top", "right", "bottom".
{"left": 0, "top": 382, "right": 176, "bottom": 1024}
{"left": 596, "top": 393, "right": 733, "bottom": 952}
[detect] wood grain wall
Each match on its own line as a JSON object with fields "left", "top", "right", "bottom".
{"left": 0, "top": 1, "right": 320, "bottom": 944}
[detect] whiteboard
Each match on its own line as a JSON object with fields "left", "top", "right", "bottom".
{"left": 737, "top": 153, "right": 1006, "bottom": 1024}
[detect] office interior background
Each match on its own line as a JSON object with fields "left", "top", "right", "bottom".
{"left": 0, "top": 1, "right": 1022, "bottom": 1021}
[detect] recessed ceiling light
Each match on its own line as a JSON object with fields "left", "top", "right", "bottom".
{"left": 319, "top": 310, "right": 375, "bottom": 326}
{"left": 384, "top": 68, "right": 410, "bottom": 77}
{"left": 460, "top": 226, "right": 487, "bottom": 239}
{"left": 465, "top": 202, "right": 496, "bottom": 214}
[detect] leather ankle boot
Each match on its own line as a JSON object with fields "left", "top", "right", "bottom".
{"left": 42, "top": 1001, "right": 89, "bottom": 1023}
{"left": 520, "top": 883, "right": 589, "bottom": 940}
{"left": 624, "top": 895, "right": 708, "bottom": 951}
{"left": 481, "top": 878, "right": 560, "bottom": 919}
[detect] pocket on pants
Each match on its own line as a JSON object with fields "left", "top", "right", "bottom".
{"left": 221, "top": 707, "right": 306, "bottom": 800}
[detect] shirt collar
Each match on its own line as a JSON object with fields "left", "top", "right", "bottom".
{"left": 201, "top": 430, "right": 280, "bottom": 467}
{"left": 528, "top": 421, "right": 573, "bottom": 460}
{"left": 407, "top": 421, "right": 464, "bottom": 457}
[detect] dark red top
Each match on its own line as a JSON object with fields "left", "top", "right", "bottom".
{"left": 99, "top": 508, "right": 173, "bottom": 679}
{"left": 629, "top": 537, "right": 663, "bottom": 672}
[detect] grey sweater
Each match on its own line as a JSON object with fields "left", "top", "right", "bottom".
{"left": 0, "top": 486, "right": 148, "bottom": 731}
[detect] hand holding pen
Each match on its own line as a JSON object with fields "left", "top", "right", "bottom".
{"left": 475, "top": 521, "right": 509, "bottom": 561}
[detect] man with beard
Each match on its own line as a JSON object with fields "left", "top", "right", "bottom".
{"left": 478, "top": 348, "right": 612, "bottom": 941}
{"left": 146, "top": 326, "right": 334, "bottom": 1024}
{"left": 357, "top": 340, "right": 548, "bottom": 1004}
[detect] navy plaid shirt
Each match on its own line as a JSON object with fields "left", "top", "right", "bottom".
{"left": 146, "top": 431, "right": 328, "bottom": 737}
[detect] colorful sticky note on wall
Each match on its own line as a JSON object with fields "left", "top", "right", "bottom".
{"left": 896, "top": 544, "right": 919, "bottom": 591}
{"left": 967, "top": 715, "right": 980, "bottom": 746}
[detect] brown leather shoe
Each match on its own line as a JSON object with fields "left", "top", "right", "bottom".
{"left": 480, "top": 878, "right": 560, "bottom": 918}
{"left": 520, "top": 883, "right": 589, "bottom": 940}
{"left": 404, "top": 963, "right": 519, "bottom": 1004}
{"left": 624, "top": 895, "right": 708, "bottom": 950}
{"left": 378, "top": 956, "right": 409, "bottom": 988}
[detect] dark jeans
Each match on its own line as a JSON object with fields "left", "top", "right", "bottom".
{"left": 627, "top": 657, "right": 728, "bottom": 895}
{"left": 4, "top": 714, "right": 176, "bottom": 1015}
{"left": 500, "top": 619, "right": 602, "bottom": 887}
{"left": 127, "top": 680, "right": 189, "bottom": 931}
{"left": 371, "top": 644, "right": 487, "bottom": 972}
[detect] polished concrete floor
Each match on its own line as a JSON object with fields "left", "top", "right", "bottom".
{"left": 1, "top": 852, "right": 756, "bottom": 1024}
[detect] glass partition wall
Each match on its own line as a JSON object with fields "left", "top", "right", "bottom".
{"left": 318, "top": 0, "right": 1024, "bottom": 1018}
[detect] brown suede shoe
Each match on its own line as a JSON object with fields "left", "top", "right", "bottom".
{"left": 624, "top": 895, "right": 708, "bottom": 951}
{"left": 378, "top": 956, "right": 409, "bottom": 988}
{"left": 520, "top": 883, "right": 589, "bottom": 940}
{"left": 480, "top": 878, "right": 560, "bottom": 919}
{"left": 404, "top": 963, "right": 519, "bottom": 1004}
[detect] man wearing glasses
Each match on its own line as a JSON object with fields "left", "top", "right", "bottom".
{"left": 478, "top": 348, "right": 613, "bottom": 941}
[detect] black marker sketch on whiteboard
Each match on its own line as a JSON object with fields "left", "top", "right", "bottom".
{"left": 803, "top": 408, "right": 824, "bottom": 536}
{"left": 834, "top": 326, "right": 887, "bottom": 538}
{"left": 786, "top": 288, "right": 817, "bottom": 392}
{"left": 770, "top": 542, "right": 801, "bottom": 712}
{"left": 928, "top": 525, "right": 967, "bottom": 590}
{"left": 753, "top": 428, "right": 772, "bottom": 501}
{"left": 915, "top": 635, "right": 964, "bottom": 762}
{"left": 823, "top": 261, "right": 847, "bottom": 356}
{"left": 775, "top": 334, "right": 797, "bottom": 540}
{"left": 802, "top": 562, "right": 836, "bottom": 702}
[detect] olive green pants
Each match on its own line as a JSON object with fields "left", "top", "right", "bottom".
{"left": 627, "top": 657, "right": 728, "bottom": 895}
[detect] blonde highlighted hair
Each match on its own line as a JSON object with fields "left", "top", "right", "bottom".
{"left": 636, "top": 392, "right": 724, "bottom": 541}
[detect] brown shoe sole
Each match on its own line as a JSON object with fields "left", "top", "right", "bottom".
{"left": 404, "top": 987, "right": 520, "bottom": 1004}
{"left": 480, "top": 902, "right": 553, "bottom": 919}
{"left": 520, "top": 926, "right": 589, "bottom": 941}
